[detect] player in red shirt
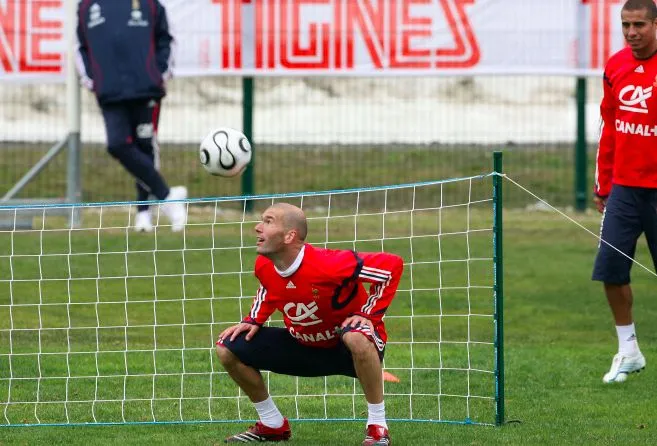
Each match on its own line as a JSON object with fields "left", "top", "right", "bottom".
{"left": 593, "top": 0, "right": 657, "bottom": 384}
{"left": 216, "top": 203, "right": 404, "bottom": 445}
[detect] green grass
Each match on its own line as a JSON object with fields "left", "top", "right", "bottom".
{"left": 1, "top": 184, "right": 657, "bottom": 445}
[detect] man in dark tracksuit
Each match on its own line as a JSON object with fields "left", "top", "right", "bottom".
{"left": 76, "top": 0, "right": 186, "bottom": 232}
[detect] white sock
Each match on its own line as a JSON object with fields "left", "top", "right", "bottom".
{"left": 616, "top": 324, "right": 639, "bottom": 355}
{"left": 367, "top": 402, "right": 387, "bottom": 429}
{"left": 253, "top": 397, "right": 284, "bottom": 429}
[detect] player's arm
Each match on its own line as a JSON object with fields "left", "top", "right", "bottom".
{"left": 594, "top": 70, "right": 616, "bottom": 212}
{"left": 75, "top": 3, "right": 93, "bottom": 90}
{"left": 154, "top": 1, "right": 174, "bottom": 80}
{"left": 218, "top": 285, "right": 277, "bottom": 342}
{"left": 353, "top": 252, "right": 404, "bottom": 318}
{"left": 335, "top": 251, "right": 404, "bottom": 330}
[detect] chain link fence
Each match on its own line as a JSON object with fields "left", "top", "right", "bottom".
{"left": 1, "top": 76, "right": 602, "bottom": 208}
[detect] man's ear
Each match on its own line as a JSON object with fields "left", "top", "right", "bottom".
{"left": 284, "top": 229, "right": 298, "bottom": 244}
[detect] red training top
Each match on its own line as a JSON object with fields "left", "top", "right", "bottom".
{"left": 243, "top": 244, "right": 404, "bottom": 348}
{"left": 596, "top": 47, "right": 657, "bottom": 197}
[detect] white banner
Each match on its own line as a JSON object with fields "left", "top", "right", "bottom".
{"left": 0, "top": 0, "right": 630, "bottom": 82}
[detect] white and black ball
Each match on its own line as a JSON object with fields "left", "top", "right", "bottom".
{"left": 199, "top": 127, "right": 252, "bottom": 177}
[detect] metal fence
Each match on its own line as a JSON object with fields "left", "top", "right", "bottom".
{"left": 0, "top": 75, "right": 602, "bottom": 208}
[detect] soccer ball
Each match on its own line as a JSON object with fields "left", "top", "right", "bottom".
{"left": 199, "top": 127, "right": 252, "bottom": 177}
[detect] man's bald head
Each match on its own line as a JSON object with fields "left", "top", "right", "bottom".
{"left": 269, "top": 203, "right": 308, "bottom": 241}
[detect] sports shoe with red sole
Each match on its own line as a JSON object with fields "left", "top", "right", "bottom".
{"left": 224, "top": 418, "right": 291, "bottom": 443}
{"left": 362, "top": 424, "right": 391, "bottom": 446}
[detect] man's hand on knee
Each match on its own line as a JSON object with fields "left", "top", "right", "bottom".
{"left": 218, "top": 322, "right": 260, "bottom": 343}
{"left": 341, "top": 314, "right": 373, "bottom": 333}
{"left": 340, "top": 314, "right": 386, "bottom": 360}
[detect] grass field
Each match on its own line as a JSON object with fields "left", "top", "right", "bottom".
{"left": 1, "top": 180, "right": 657, "bottom": 445}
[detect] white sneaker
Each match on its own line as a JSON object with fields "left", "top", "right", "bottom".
{"left": 603, "top": 351, "right": 646, "bottom": 383}
{"left": 134, "top": 210, "right": 153, "bottom": 232}
{"left": 161, "top": 186, "right": 187, "bottom": 232}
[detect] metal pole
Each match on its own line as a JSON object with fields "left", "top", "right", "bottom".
{"left": 1, "top": 139, "right": 68, "bottom": 201}
{"left": 66, "top": 0, "right": 82, "bottom": 226}
{"left": 493, "top": 151, "right": 505, "bottom": 426}
{"left": 241, "top": 77, "right": 255, "bottom": 212}
{"left": 575, "top": 0, "right": 588, "bottom": 212}
{"left": 240, "top": 1, "right": 255, "bottom": 212}
{"left": 575, "top": 80, "right": 588, "bottom": 212}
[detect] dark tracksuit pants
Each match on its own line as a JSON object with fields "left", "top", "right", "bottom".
{"left": 101, "top": 98, "right": 170, "bottom": 211}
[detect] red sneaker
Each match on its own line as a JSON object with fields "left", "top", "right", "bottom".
{"left": 362, "top": 424, "right": 391, "bottom": 446}
{"left": 224, "top": 418, "right": 291, "bottom": 443}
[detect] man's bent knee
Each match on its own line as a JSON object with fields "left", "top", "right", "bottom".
{"left": 216, "top": 344, "right": 240, "bottom": 367}
{"left": 342, "top": 331, "right": 375, "bottom": 357}
{"left": 107, "top": 143, "right": 131, "bottom": 160}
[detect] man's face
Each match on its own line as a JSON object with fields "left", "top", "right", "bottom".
{"left": 254, "top": 207, "right": 287, "bottom": 255}
{"left": 622, "top": 9, "right": 657, "bottom": 53}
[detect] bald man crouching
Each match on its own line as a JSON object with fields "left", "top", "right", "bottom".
{"left": 216, "top": 203, "right": 404, "bottom": 445}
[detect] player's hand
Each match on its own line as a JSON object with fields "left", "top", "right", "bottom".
{"left": 341, "top": 314, "right": 374, "bottom": 333}
{"left": 593, "top": 195, "right": 607, "bottom": 214}
{"left": 218, "top": 322, "right": 260, "bottom": 343}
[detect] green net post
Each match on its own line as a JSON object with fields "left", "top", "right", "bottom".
{"left": 493, "top": 151, "right": 505, "bottom": 426}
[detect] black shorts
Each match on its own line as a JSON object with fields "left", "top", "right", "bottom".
{"left": 592, "top": 185, "right": 657, "bottom": 284}
{"left": 216, "top": 325, "right": 385, "bottom": 378}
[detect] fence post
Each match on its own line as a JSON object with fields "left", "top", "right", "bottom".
{"left": 575, "top": 0, "right": 588, "bottom": 212}
{"left": 575, "top": 78, "right": 588, "bottom": 212}
{"left": 66, "top": 0, "right": 81, "bottom": 226}
{"left": 241, "top": 77, "right": 254, "bottom": 212}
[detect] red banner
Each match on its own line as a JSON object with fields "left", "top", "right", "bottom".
{"left": 0, "top": 0, "right": 64, "bottom": 76}
{"left": 211, "top": 0, "right": 480, "bottom": 70}
{"left": 0, "top": 1, "right": 637, "bottom": 81}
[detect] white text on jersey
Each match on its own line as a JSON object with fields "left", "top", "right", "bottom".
{"left": 615, "top": 119, "right": 657, "bottom": 136}
{"left": 283, "top": 302, "right": 323, "bottom": 326}
{"left": 288, "top": 326, "right": 339, "bottom": 343}
{"left": 618, "top": 85, "right": 652, "bottom": 114}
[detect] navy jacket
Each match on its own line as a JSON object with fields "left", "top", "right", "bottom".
{"left": 76, "top": 0, "right": 173, "bottom": 105}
